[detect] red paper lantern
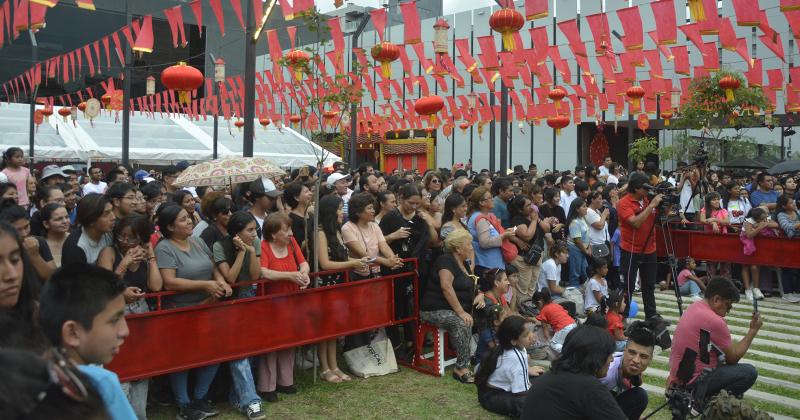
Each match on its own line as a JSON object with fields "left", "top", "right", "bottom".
{"left": 548, "top": 87, "right": 567, "bottom": 110}
{"left": 637, "top": 114, "right": 650, "bottom": 131}
{"left": 459, "top": 121, "right": 470, "bottom": 135}
{"left": 41, "top": 107, "right": 53, "bottom": 121}
{"left": 289, "top": 114, "right": 302, "bottom": 127}
{"left": 160, "top": 62, "right": 204, "bottom": 105}
{"left": 101, "top": 94, "right": 112, "bottom": 110}
{"left": 660, "top": 110, "right": 674, "bottom": 126}
{"left": 285, "top": 50, "right": 310, "bottom": 82}
{"left": 546, "top": 115, "right": 570, "bottom": 136}
{"left": 322, "top": 110, "right": 338, "bottom": 128}
{"left": 58, "top": 107, "right": 71, "bottom": 122}
{"left": 259, "top": 118, "right": 271, "bottom": 130}
{"left": 234, "top": 119, "right": 245, "bottom": 132}
{"left": 489, "top": 8, "right": 525, "bottom": 51}
{"left": 414, "top": 95, "right": 445, "bottom": 126}
{"left": 718, "top": 75, "right": 741, "bottom": 102}
{"left": 370, "top": 42, "right": 401, "bottom": 79}
{"left": 626, "top": 85, "right": 646, "bottom": 109}
{"left": 77, "top": 102, "right": 87, "bottom": 116}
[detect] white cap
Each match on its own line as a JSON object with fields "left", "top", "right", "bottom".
{"left": 326, "top": 172, "right": 351, "bottom": 185}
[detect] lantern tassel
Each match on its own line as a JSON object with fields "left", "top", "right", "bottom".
{"left": 554, "top": 100, "right": 561, "bottom": 111}
{"left": 501, "top": 32, "right": 515, "bottom": 51}
{"left": 430, "top": 115, "right": 436, "bottom": 126}
{"left": 381, "top": 62, "right": 391, "bottom": 79}
{"left": 664, "top": 118, "right": 670, "bottom": 126}
{"left": 555, "top": 127, "right": 561, "bottom": 136}
{"left": 179, "top": 91, "right": 191, "bottom": 106}
{"left": 633, "top": 98, "right": 641, "bottom": 110}
{"left": 295, "top": 68, "right": 303, "bottom": 81}
{"left": 725, "top": 88, "right": 734, "bottom": 102}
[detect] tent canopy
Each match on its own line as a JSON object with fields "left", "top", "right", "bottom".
{"left": 0, "top": 103, "right": 339, "bottom": 167}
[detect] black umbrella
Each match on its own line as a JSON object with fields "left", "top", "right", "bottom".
{"left": 716, "top": 157, "right": 770, "bottom": 169}
{"left": 768, "top": 160, "right": 800, "bottom": 175}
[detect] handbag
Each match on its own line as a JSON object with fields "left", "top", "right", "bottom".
{"left": 590, "top": 243, "right": 610, "bottom": 259}
{"left": 343, "top": 337, "right": 399, "bottom": 378}
{"left": 476, "top": 214, "right": 518, "bottom": 263}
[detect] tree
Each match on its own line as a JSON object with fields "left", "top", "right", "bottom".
{"left": 628, "top": 136, "right": 658, "bottom": 164}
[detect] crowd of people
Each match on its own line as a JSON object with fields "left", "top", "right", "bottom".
{"left": 0, "top": 144, "right": 780, "bottom": 419}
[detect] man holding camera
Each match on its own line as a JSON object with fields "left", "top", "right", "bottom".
{"left": 601, "top": 321, "right": 657, "bottom": 420}
{"left": 668, "top": 277, "right": 761, "bottom": 403}
{"left": 617, "top": 173, "right": 662, "bottom": 321}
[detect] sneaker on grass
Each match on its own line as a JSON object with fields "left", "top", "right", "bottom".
{"left": 176, "top": 405, "right": 208, "bottom": 420}
{"left": 246, "top": 401, "right": 266, "bottom": 420}
{"left": 189, "top": 400, "right": 218, "bottom": 417}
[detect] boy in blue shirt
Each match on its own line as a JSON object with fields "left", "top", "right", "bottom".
{"left": 38, "top": 264, "right": 137, "bottom": 420}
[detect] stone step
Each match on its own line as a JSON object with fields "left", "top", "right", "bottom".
{"left": 652, "top": 354, "right": 800, "bottom": 382}
{"left": 654, "top": 291, "right": 800, "bottom": 311}
{"left": 643, "top": 321, "right": 800, "bottom": 352}
{"left": 653, "top": 293, "right": 800, "bottom": 318}
{"left": 643, "top": 312, "right": 800, "bottom": 344}
{"left": 747, "top": 349, "right": 800, "bottom": 365}
{"left": 642, "top": 378, "right": 800, "bottom": 420}
{"left": 650, "top": 304, "right": 800, "bottom": 330}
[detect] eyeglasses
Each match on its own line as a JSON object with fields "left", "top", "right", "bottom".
{"left": 430, "top": 179, "right": 441, "bottom": 184}
{"left": 118, "top": 235, "right": 141, "bottom": 245}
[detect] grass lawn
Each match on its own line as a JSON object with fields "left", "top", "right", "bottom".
{"left": 147, "top": 364, "right": 675, "bottom": 420}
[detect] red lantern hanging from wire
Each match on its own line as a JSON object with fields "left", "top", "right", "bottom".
{"left": 547, "top": 114, "right": 570, "bottom": 136}
{"left": 660, "top": 110, "right": 674, "bottom": 126}
{"left": 160, "top": 62, "right": 204, "bottom": 105}
{"left": 548, "top": 87, "right": 567, "bottom": 110}
{"left": 626, "top": 85, "right": 646, "bottom": 110}
{"left": 285, "top": 50, "right": 310, "bottom": 82}
{"left": 718, "top": 75, "right": 741, "bottom": 102}
{"left": 58, "top": 107, "right": 71, "bottom": 122}
{"left": 234, "top": 119, "right": 245, "bottom": 132}
{"left": 289, "top": 114, "right": 302, "bottom": 127}
{"left": 370, "top": 42, "right": 400, "bottom": 79}
{"left": 259, "top": 118, "right": 271, "bottom": 130}
{"left": 41, "top": 106, "right": 53, "bottom": 122}
{"left": 77, "top": 102, "right": 87, "bottom": 118}
{"left": 489, "top": 7, "right": 525, "bottom": 51}
{"left": 459, "top": 121, "right": 470, "bottom": 135}
{"left": 414, "top": 95, "right": 445, "bottom": 126}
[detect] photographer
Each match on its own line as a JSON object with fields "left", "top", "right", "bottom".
{"left": 600, "top": 321, "right": 657, "bottom": 420}
{"left": 668, "top": 276, "right": 761, "bottom": 400}
{"left": 617, "top": 173, "right": 661, "bottom": 321}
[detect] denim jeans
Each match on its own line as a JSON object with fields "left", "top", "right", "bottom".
{"left": 169, "top": 364, "right": 220, "bottom": 407}
{"left": 699, "top": 363, "right": 758, "bottom": 398}
{"left": 567, "top": 243, "right": 587, "bottom": 288}
{"left": 679, "top": 281, "right": 702, "bottom": 296}
{"left": 229, "top": 358, "right": 261, "bottom": 411}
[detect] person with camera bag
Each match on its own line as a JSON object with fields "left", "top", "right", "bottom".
{"left": 617, "top": 173, "right": 662, "bottom": 321}
{"left": 668, "top": 277, "right": 761, "bottom": 404}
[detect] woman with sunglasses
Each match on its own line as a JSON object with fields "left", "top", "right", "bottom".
{"left": 97, "top": 213, "right": 162, "bottom": 419}
{"left": 199, "top": 194, "right": 235, "bottom": 249}
{"left": 422, "top": 171, "right": 443, "bottom": 197}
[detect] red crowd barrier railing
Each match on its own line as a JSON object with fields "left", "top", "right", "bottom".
{"left": 106, "top": 259, "right": 419, "bottom": 382}
{"left": 655, "top": 223, "right": 800, "bottom": 268}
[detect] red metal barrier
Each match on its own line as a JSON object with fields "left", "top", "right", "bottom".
{"left": 107, "top": 262, "right": 419, "bottom": 382}
{"left": 656, "top": 224, "right": 800, "bottom": 268}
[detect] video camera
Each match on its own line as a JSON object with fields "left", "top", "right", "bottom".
{"left": 647, "top": 182, "right": 680, "bottom": 212}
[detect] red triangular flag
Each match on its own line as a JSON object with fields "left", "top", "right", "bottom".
{"left": 189, "top": 0, "right": 203, "bottom": 36}
{"left": 209, "top": 0, "right": 225, "bottom": 36}
{"left": 133, "top": 15, "right": 154, "bottom": 53}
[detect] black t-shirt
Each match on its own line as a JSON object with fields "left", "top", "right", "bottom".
{"left": 521, "top": 371, "right": 627, "bottom": 420}
{"left": 379, "top": 208, "right": 429, "bottom": 259}
{"left": 290, "top": 212, "right": 307, "bottom": 250}
{"left": 421, "top": 254, "right": 474, "bottom": 312}
{"left": 539, "top": 204, "right": 568, "bottom": 242}
{"left": 200, "top": 224, "right": 224, "bottom": 250}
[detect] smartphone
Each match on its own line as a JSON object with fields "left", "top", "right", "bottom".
{"left": 365, "top": 257, "right": 377, "bottom": 264}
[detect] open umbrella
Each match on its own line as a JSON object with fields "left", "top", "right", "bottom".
{"left": 768, "top": 160, "right": 800, "bottom": 175}
{"left": 715, "top": 157, "right": 769, "bottom": 169}
{"left": 173, "top": 157, "right": 285, "bottom": 187}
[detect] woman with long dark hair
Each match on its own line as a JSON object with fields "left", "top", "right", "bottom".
{"left": 521, "top": 325, "right": 626, "bottom": 419}
{"left": 0, "top": 221, "right": 45, "bottom": 350}
{"left": 61, "top": 193, "right": 114, "bottom": 265}
{"left": 0, "top": 203, "right": 56, "bottom": 281}
{"left": 173, "top": 190, "right": 201, "bottom": 226}
{"left": 475, "top": 316, "right": 544, "bottom": 418}
{"left": 41, "top": 203, "right": 70, "bottom": 267}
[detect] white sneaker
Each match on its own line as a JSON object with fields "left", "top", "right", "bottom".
{"left": 689, "top": 294, "right": 703, "bottom": 301}
{"left": 753, "top": 288, "right": 765, "bottom": 300}
{"left": 745, "top": 289, "right": 754, "bottom": 301}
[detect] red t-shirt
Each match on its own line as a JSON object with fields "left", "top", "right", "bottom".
{"left": 536, "top": 302, "right": 574, "bottom": 332}
{"left": 668, "top": 300, "right": 732, "bottom": 386}
{"left": 616, "top": 194, "right": 657, "bottom": 254}
{"left": 606, "top": 311, "right": 624, "bottom": 337}
{"left": 260, "top": 237, "right": 307, "bottom": 295}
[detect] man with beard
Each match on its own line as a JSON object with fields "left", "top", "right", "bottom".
{"left": 600, "top": 321, "right": 657, "bottom": 420}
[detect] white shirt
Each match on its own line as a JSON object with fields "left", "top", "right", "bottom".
{"left": 607, "top": 174, "right": 619, "bottom": 185}
{"left": 726, "top": 198, "right": 752, "bottom": 225}
{"left": 679, "top": 180, "right": 697, "bottom": 214}
{"left": 599, "top": 165, "right": 610, "bottom": 177}
{"left": 585, "top": 208, "right": 609, "bottom": 245}
{"left": 487, "top": 348, "right": 530, "bottom": 393}
{"left": 82, "top": 181, "right": 107, "bottom": 196}
{"left": 537, "top": 258, "right": 561, "bottom": 292}
{"left": 559, "top": 190, "right": 577, "bottom": 213}
{"left": 584, "top": 277, "right": 609, "bottom": 312}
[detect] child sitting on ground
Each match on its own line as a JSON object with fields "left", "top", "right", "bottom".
{"left": 38, "top": 264, "right": 137, "bottom": 420}
{"left": 583, "top": 258, "right": 609, "bottom": 314}
{"left": 604, "top": 290, "right": 627, "bottom": 352}
{"left": 532, "top": 288, "right": 577, "bottom": 354}
{"left": 677, "top": 257, "right": 706, "bottom": 299}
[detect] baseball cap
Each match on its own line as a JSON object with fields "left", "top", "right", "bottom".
{"left": 41, "top": 165, "right": 68, "bottom": 181}
{"left": 60, "top": 165, "right": 76, "bottom": 174}
{"left": 249, "top": 177, "right": 282, "bottom": 198}
{"left": 326, "top": 172, "right": 351, "bottom": 185}
{"left": 134, "top": 169, "right": 150, "bottom": 182}
{"left": 175, "top": 160, "right": 191, "bottom": 171}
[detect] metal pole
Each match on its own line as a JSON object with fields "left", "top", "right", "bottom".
{"left": 781, "top": 127, "right": 786, "bottom": 161}
{"left": 500, "top": 83, "right": 508, "bottom": 174}
{"left": 551, "top": 14, "right": 557, "bottom": 172}
{"left": 469, "top": 27, "right": 474, "bottom": 167}
{"left": 121, "top": 2, "right": 131, "bottom": 166}
{"left": 242, "top": 5, "right": 256, "bottom": 157}
{"left": 489, "top": 89, "right": 496, "bottom": 173}
{"left": 28, "top": 32, "right": 38, "bottom": 167}
{"left": 349, "top": 14, "right": 371, "bottom": 167}
{"left": 213, "top": 81, "right": 219, "bottom": 159}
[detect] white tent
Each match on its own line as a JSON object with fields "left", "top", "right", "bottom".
{"left": 0, "top": 103, "right": 339, "bottom": 167}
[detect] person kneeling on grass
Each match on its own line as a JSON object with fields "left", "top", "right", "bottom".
{"left": 600, "top": 321, "right": 657, "bottom": 420}
{"left": 475, "top": 315, "right": 545, "bottom": 419}
{"left": 38, "top": 263, "right": 137, "bottom": 420}
{"left": 531, "top": 288, "right": 577, "bottom": 355}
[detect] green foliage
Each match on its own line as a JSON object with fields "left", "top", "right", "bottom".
{"left": 659, "top": 133, "right": 780, "bottom": 166}
{"left": 673, "top": 70, "right": 770, "bottom": 137}
{"left": 628, "top": 136, "right": 659, "bottom": 163}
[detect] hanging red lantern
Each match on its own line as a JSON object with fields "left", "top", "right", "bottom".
{"left": 660, "top": 110, "right": 674, "bottom": 126}
{"left": 160, "top": 62, "right": 204, "bottom": 105}
{"left": 259, "top": 118, "right": 271, "bottom": 130}
{"left": 547, "top": 114, "right": 570, "bottom": 136}
{"left": 234, "top": 119, "right": 245, "bottom": 132}
{"left": 489, "top": 8, "right": 525, "bottom": 51}
{"left": 58, "top": 107, "right": 71, "bottom": 122}
{"left": 289, "top": 114, "right": 302, "bottom": 127}
{"left": 626, "top": 85, "right": 646, "bottom": 110}
{"left": 285, "top": 50, "right": 310, "bottom": 82}
{"left": 370, "top": 42, "right": 400, "bottom": 79}
{"left": 41, "top": 107, "right": 53, "bottom": 122}
{"left": 459, "top": 121, "right": 470, "bottom": 135}
{"left": 414, "top": 95, "right": 445, "bottom": 126}
{"left": 77, "top": 102, "right": 87, "bottom": 117}
{"left": 637, "top": 114, "right": 650, "bottom": 131}
{"left": 322, "top": 110, "right": 338, "bottom": 127}
{"left": 718, "top": 75, "right": 741, "bottom": 102}
{"left": 101, "top": 93, "right": 113, "bottom": 110}
{"left": 548, "top": 87, "right": 567, "bottom": 110}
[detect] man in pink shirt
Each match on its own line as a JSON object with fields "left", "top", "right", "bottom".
{"left": 668, "top": 276, "right": 762, "bottom": 401}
